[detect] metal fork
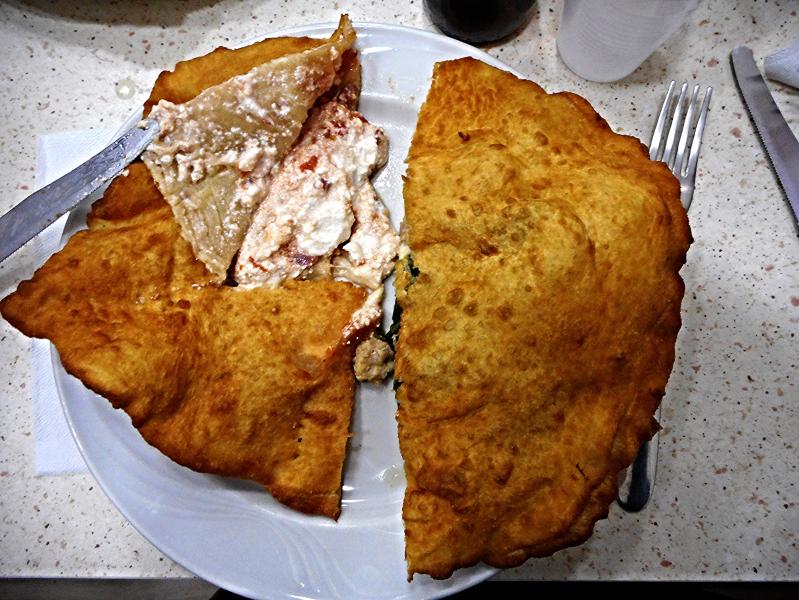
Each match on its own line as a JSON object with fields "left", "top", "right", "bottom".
{"left": 650, "top": 81, "right": 713, "bottom": 209}
{"left": 617, "top": 80, "right": 712, "bottom": 512}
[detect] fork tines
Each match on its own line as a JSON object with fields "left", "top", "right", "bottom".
{"left": 649, "top": 81, "right": 712, "bottom": 209}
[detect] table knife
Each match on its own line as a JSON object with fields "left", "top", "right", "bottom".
{"left": 731, "top": 46, "right": 799, "bottom": 225}
{"left": 0, "top": 118, "right": 159, "bottom": 264}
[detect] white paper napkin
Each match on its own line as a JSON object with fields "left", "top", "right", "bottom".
{"left": 764, "top": 40, "right": 799, "bottom": 89}
{"left": 31, "top": 127, "right": 118, "bottom": 475}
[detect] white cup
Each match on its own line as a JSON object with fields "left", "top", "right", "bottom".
{"left": 557, "top": 0, "right": 700, "bottom": 82}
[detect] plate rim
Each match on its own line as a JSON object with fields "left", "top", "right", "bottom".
{"left": 51, "top": 20, "right": 529, "bottom": 600}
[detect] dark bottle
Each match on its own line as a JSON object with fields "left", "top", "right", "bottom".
{"left": 425, "top": 0, "right": 536, "bottom": 45}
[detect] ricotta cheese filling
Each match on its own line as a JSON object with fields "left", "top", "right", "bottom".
{"left": 140, "top": 44, "right": 349, "bottom": 281}
{"left": 234, "top": 100, "right": 400, "bottom": 378}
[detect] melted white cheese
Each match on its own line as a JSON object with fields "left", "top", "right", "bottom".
{"left": 233, "top": 101, "right": 399, "bottom": 374}
{"left": 234, "top": 101, "right": 398, "bottom": 294}
{"left": 343, "top": 287, "right": 384, "bottom": 341}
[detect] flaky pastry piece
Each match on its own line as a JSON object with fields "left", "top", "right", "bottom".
{"left": 1, "top": 163, "right": 365, "bottom": 519}
{"left": 395, "top": 58, "right": 691, "bottom": 578}
{"left": 0, "top": 27, "right": 371, "bottom": 519}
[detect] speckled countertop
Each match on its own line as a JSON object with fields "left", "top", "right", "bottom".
{"left": 0, "top": 0, "right": 797, "bottom": 586}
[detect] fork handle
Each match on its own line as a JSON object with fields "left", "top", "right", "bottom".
{"left": 617, "top": 406, "right": 661, "bottom": 512}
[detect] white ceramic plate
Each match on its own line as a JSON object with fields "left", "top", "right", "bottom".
{"left": 53, "top": 22, "right": 525, "bottom": 600}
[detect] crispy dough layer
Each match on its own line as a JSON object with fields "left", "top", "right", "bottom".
{"left": 395, "top": 58, "right": 691, "bottom": 578}
{"left": 144, "top": 37, "right": 326, "bottom": 117}
{"left": 1, "top": 164, "right": 365, "bottom": 518}
{"left": 0, "top": 31, "right": 368, "bottom": 519}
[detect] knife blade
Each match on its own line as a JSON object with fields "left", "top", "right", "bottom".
{"left": 0, "top": 118, "right": 159, "bottom": 263}
{"left": 731, "top": 45, "right": 799, "bottom": 224}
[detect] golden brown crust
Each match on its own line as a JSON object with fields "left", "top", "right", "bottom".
{"left": 1, "top": 30, "right": 369, "bottom": 520}
{"left": 395, "top": 57, "right": 691, "bottom": 578}
{"left": 1, "top": 164, "right": 365, "bottom": 520}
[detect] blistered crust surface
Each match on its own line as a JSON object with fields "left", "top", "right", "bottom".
{"left": 395, "top": 57, "right": 691, "bottom": 578}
